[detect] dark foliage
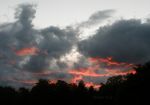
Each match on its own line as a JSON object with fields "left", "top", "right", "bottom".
{"left": 0, "top": 62, "right": 150, "bottom": 105}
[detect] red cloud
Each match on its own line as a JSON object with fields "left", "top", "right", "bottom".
{"left": 15, "top": 47, "right": 39, "bottom": 56}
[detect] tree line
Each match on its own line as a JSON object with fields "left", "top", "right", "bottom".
{"left": 0, "top": 62, "right": 150, "bottom": 105}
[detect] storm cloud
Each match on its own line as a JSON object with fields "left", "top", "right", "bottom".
{"left": 0, "top": 4, "right": 77, "bottom": 87}
{"left": 78, "top": 19, "right": 150, "bottom": 64}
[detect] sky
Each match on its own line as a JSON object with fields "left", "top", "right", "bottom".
{"left": 0, "top": 0, "right": 150, "bottom": 88}
{"left": 0, "top": 0, "right": 150, "bottom": 28}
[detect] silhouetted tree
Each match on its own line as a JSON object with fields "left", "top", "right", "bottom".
{"left": 0, "top": 61, "right": 150, "bottom": 105}
{"left": 116, "top": 62, "right": 150, "bottom": 105}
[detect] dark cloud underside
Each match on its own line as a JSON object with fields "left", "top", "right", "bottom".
{"left": 78, "top": 19, "right": 150, "bottom": 64}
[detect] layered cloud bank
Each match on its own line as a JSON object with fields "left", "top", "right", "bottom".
{"left": 0, "top": 4, "right": 150, "bottom": 88}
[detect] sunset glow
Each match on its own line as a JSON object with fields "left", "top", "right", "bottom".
{"left": 88, "top": 57, "right": 134, "bottom": 67}
{"left": 15, "top": 47, "right": 39, "bottom": 56}
{"left": 24, "top": 56, "right": 137, "bottom": 89}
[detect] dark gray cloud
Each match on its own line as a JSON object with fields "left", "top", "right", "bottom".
{"left": 40, "top": 26, "right": 76, "bottom": 58}
{"left": 24, "top": 26, "right": 77, "bottom": 73}
{"left": 73, "top": 56, "right": 91, "bottom": 69}
{"left": 78, "top": 19, "right": 150, "bottom": 64}
{"left": 15, "top": 4, "right": 36, "bottom": 29}
{"left": 0, "top": 4, "right": 77, "bottom": 87}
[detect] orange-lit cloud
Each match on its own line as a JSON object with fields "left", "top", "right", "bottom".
{"left": 20, "top": 56, "right": 136, "bottom": 89}
{"left": 68, "top": 56, "right": 136, "bottom": 89}
{"left": 15, "top": 47, "right": 39, "bottom": 56}
{"left": 70, "top": 75, "right": 83, "bottom": 83}
{"left": 69, "top": 70, "right": 104, "bottom": 77}
{"left": 49, "top": 80, "right": 57, "bottom": 84}
{"left": 85, "top": 82, "right": 101, "bottom": 90}
{"left": 69, "top": 69, "right": 136, "bottom": 77}
{"left": 69, "top": 64, "right": 100, "bottom": 77}
{"left": 105, "top": 69, "right": 136, "bottom": 75}
{"left": 88, "top": 57, "right": 134, "bottom": 67}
